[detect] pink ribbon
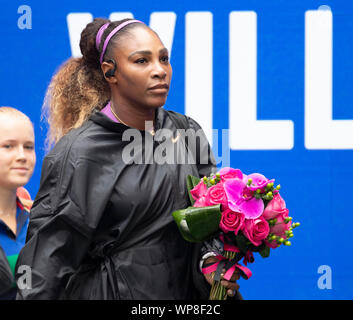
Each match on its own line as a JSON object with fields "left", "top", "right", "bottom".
{"left": 203, "top": 234, "right": 253, "bottom": 280}
{"left": 219, "top": 234, "right": 240, "bottom": 253}
{"left": 202, "top": 254, "right": 252, "bottom": 280}
{"left": 224, "top": 242, "right": 240, "bottom": 253}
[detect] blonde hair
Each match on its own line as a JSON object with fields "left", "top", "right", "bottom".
{"left": 0, "top": 106, "right": 31, "bottom": 119}
{"left": 42, "top": 57, "right": 110, "bottom": 148}
{"left": 0, "top": 107, "right": 33, "bottom": 128}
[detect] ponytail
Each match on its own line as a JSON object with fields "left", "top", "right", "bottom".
{"left": 42, "top": 18, "right": 111, "bottom": 147}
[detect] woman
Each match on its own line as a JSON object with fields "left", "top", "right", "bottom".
{"left": 16, "top": 18, "right": 240, "bottom": 299}
{"left": 0, "top": 107, "right": 35, "bottom": 299}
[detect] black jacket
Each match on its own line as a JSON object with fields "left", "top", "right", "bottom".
{"left": 0, "top": 246, "right": 14, "bottom": 299}
{"left": 16, "top": 108, "right": 218, "bottom": 300}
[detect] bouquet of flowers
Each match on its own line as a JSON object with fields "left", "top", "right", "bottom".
{"left": 172, "top": 167, "right": 300, "bottom": 300}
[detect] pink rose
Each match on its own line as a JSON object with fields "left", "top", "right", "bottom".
{"left": 270, "top": 210, "right": 291, "bottom": 238}
{"left": 205, "top": 183, "right": 228, "bottom": 209}
{"left": 193, "top": 196, "right": 210, "bottom": 207}
{"left": 218, "top": 167, "right": 244, "bottom": 182}
{"left": 220, "top": 209, "right": 245, "bottom": 235}
{"left": 264, "top": 210, "right": 291, "bottom": 249}
{"left": 262, "top": 193, "right": 288, "bottom": 220}
{"left": 242, "top": 216, "right": 270, "bottom": 247}
{"left": 190, "top": 180, "right": 208, "bottom": 200}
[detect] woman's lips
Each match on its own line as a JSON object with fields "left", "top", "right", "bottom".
{"left": 148, "top": 83, "right": 169, "bottom": 93}
{"left": 11, "top": 168, "right": 29, "bottom": 173}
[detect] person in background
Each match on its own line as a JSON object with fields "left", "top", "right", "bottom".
{"left": 0, "top": 107, "right": 35, "bottom": 299}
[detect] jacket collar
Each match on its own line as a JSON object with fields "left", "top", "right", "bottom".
{"left": 89, "top": 107, "right": 166, "bottom": 134}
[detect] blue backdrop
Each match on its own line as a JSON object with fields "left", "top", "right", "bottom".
{"left": 1, "top": 0, "right": 352, "bottom": 299}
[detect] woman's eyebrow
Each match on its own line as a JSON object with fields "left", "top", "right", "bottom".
{"left": 0, "top": 139, "right": 34, "bottom": 144}
{"left": 0, "top": 139, "right": 16, "bottom": 143}
{"left": 128, "top": 48, "right": 169, "bottom": 59}
{"left": 128, "top": 50, "right": 152, "bottom": 59}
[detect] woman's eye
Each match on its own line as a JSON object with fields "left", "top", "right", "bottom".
{"left": 25, "top": 145, "right": 34, "bottom": 150}
{"left": 135, "top": 58, "right": 147, "bottom": 64}
{"left": 2, "top": 144, "right": 12, "bottom": 149}
{"left": 161, "top": 56, "right": 169, "bottom": 63}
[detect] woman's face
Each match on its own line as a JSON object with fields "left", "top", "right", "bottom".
{"left": 109, "top": 26, "right": 173, "bottom": 109}
{"left": 0, "top": 113, "right": 36, "bottom": 190}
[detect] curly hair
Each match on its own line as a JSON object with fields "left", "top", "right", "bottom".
{"left": 42, "top": 18, "right": 145, "bottom": 148}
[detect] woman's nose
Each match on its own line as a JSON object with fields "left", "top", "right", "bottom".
{"left": 152, "top": 63, "right": 167, "bottom": 79}
{"left": 16, "top": 146, "right": 26, "bottom": 161}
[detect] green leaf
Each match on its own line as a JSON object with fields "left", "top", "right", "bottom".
{"left": 172, "top": 208, "right": 198, "bottom": 242}
{"left": 186, "top": 175, "right": 201, "bottom": 205}
{"left": 259, "top": 245, "right": 271, "bottom": 258}
{"left": 185, "top": 204, "right": 222, "bottom": 241}
{"left": 173, "top": 204, "right": 221, "bottom": 242}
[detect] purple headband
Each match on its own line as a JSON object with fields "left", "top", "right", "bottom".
{"left": 96, "top": 20, "right": 143, "bottom": 64}
{"left": 95, "top": 23, "right": 109, "bottom": 51}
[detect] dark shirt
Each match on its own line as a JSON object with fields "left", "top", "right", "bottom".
{"left": 0, "top": 200, "right": 30, "bottom": 299}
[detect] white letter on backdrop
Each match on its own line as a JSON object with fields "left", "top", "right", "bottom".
{"left": 305, "top": 8, "right": 353, "bottom": 149}
{"left": 228, "top": 11, "right": 294, "bottom": 150}
{"left": 67, "top": 13, "right": 93, "bottom": 58}
{"left": 149, "top": 12, "right": 176, "bottom": 59}
{"left": 185, "top": 11, "right": 213, "bottom": 146}
{"left": 109, "top": 12, "right": 134, "bottom": 21}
